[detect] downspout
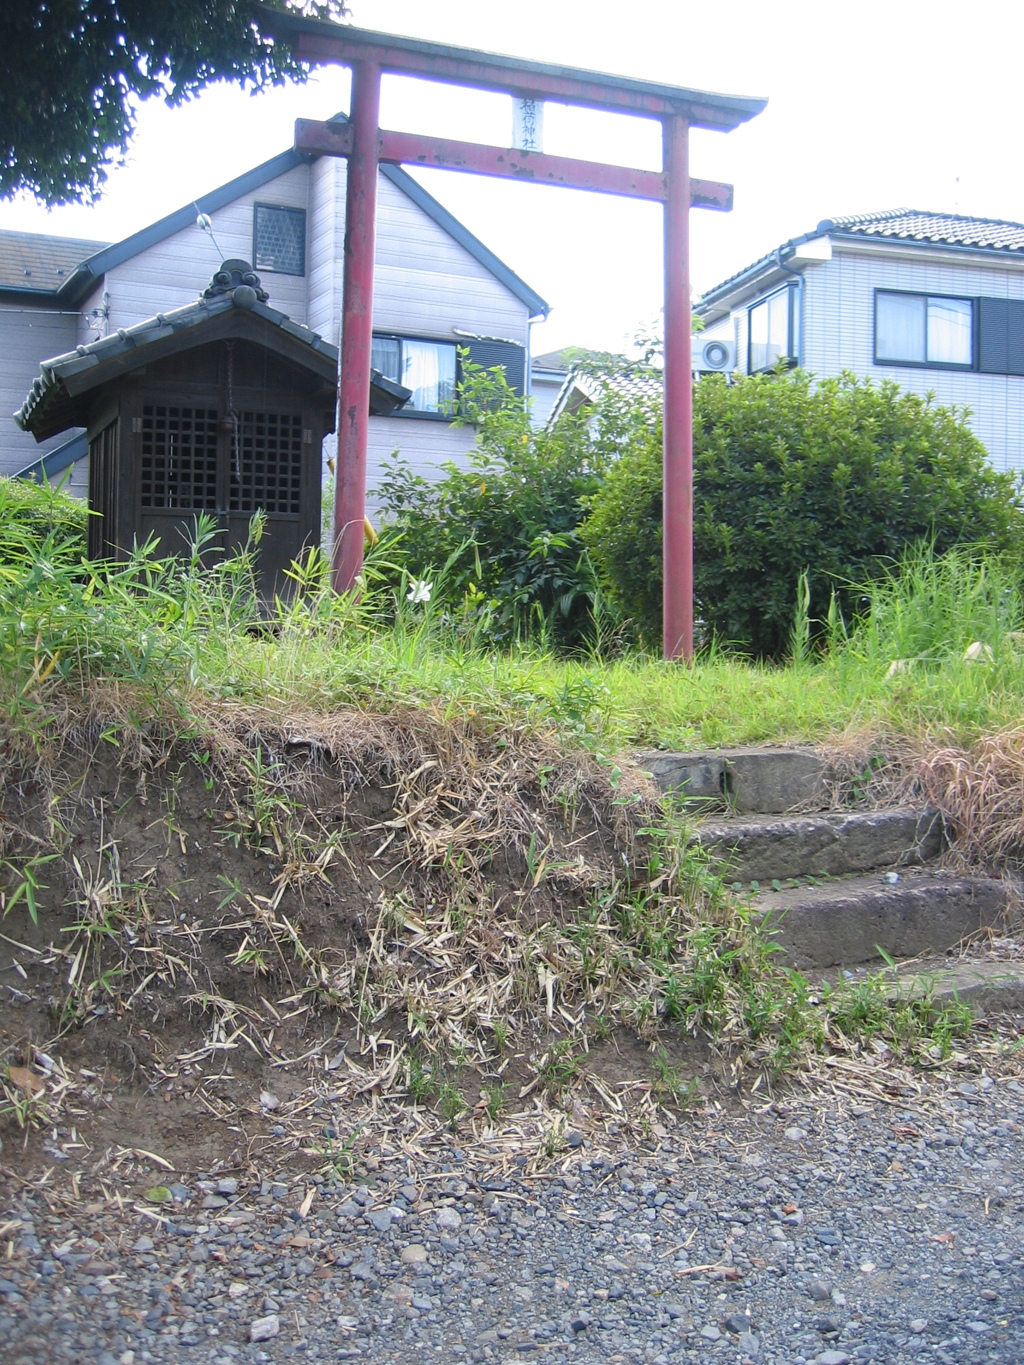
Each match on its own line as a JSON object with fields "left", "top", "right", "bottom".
{"left": 775, "top": 246, "right": 804, "bottom": 367}
{"left": 775, "top": 242, "right": 808, "bottom": 365}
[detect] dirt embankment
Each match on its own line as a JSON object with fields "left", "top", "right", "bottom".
{"left": 2, "top": 701, "right": 723, "bottom": 1186}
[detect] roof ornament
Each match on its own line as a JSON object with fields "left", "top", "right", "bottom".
{"left": 202, "top": 259, "right": 269, "bottom": 306}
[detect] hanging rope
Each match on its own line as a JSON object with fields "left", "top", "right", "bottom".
{"left": 225, "top": 339, "right": 240, "bottom": 489}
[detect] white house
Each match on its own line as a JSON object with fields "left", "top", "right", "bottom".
{"left": 696, "top": 209, "right": 1024, "bottom": 472}
{"left": 529, "top": 348, "right": 572, "bottom": 428}
{"left": 1, "top": 128, "right": 548, "bottom": 500}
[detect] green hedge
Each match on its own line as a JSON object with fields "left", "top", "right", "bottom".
{"left": 375, "top": 361, "right": 609, "bottom": 649}
{"left": 582, "top": 370, "right": 1024, "bottom": 657}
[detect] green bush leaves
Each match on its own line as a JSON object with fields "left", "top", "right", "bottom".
{"left": 375, "top": 360, "right": 608, "bottom": 651}
{"left": 583, "top": 369, "right": 1023, "bottom": 657}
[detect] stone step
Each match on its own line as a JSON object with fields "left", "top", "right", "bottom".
{"left": 884, "top": 957, "right": 1024, "bottom": 1013}
{"left": 641, "top": 747, "right": 827, "bottom": 813}
{"left": 753, "top": 869, "right": 1007, "bottom": 970}
{"left": 813, "top": 954, "right": 1024, "bottom": 1016}
{"left": 696, "top": 807, "right": 944, "bottom": 884}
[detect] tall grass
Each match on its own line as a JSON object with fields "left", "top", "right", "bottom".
{"left": 3, "top": 478, "right": 1024, "bottom": 752}
{"left": 842, "top": 543, "right": 1023, "bottom": 667}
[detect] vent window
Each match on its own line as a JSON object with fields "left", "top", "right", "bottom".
{"left": 253, "top": 204, "right": 306, "bottom": 276}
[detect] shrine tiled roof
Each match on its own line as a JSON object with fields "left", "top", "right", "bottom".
{"left": 16, "top": 261, "right": 408, "bottom": 439}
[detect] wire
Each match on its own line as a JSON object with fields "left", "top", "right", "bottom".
{"left": 194, "top": 204, "right": 227, "bottom": 263}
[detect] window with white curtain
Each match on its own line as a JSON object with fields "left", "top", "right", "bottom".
{"left": 371, "top": 335, "right": 457, "bottom": 414}
{"left": 748, "top": 287, "right": 796, "bottom": 373}
{"left": 875, "top": 291, "right": 973, "bottom": 367}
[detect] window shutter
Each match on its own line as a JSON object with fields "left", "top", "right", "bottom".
{"left": 1009, "top": 300, "right": 1024, "bottom": 375}
{"left": 461, "top": 339, "right": 526, "bottom": 396}
{"left": 979, "top": 298, "right": 1008, "bottom": 373}
{"left": 979, "top": 298, "right": 1024, "bottom": 375}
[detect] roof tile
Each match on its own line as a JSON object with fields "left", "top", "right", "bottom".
{"left": 0, "top": 228, "right": 108, "bottom": 291}
{"left": 820, "top": 208, "right": 1024, "bottom": 252}
{"left": 699, "top": 209, "right": 1024, "bottom": 312}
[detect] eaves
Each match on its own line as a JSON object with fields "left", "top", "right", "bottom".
{"left": 0, "top": 284, "right": 64, "bottom": 307}
{"left": 53, "top": 149, "right": 311, "bottom": 308}
{"left": 696, "top": 259, "right": 798, "bottom": 323}
{"left": 826, "top": 234, "right": 1024, "bottom": 272}
{"left": 697, "top": 234, "right": 1024, "bottom": 325}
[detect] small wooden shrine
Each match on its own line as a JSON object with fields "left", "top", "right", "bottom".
{"left": 16, "top": 260, "right": 408, "bottom": 594}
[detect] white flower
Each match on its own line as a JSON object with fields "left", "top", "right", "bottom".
{"left": 964, "top": 641, "right": 994, "bottom": 665}
{"left": 407, "top": 579, "right": 432, "bottom": 604}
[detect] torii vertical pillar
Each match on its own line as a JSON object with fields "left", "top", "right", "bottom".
{"left": 333, "top": 60, "right": 382, "bottom": 593}
{"left": 662, "top": 113, "right": 693, "bottom": 661}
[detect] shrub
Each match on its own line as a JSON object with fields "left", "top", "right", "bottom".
{"left": 374, "top": 360, "right": 610, "bottom": 649}
{"left": 0, "top": 474, "right": 87, "bottom": 556}
{"left": 582, "top": 369, "right": 1024, "bottom": 656}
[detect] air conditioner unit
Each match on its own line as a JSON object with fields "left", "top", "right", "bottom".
{"left": 692, "top": 337, "right": 735, "bottom": 372}
{"left": 690, "top": 333, "right": 737, "bottom": 371}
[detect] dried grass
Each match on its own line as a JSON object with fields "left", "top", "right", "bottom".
{"left": 813, "top": 723, "right": 1024, "bottom": 876}
{"left": 908, "top": 726, "right": 1024, "bottom": 870}
{"left": 2, "top": 691, "right": 737, "bottom": 1123}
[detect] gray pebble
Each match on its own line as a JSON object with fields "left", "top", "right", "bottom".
{"left": 725, "top": 1311, "right": 752, "bottom": 1332}
{"left": 7, "top": 1082, "right": 1024, "bottom": 1365}
{"left": 364, "top": 1207, "right": 392, "bottom": 1233}
{"left": 249, "top": 1312, "right": 280, "bottom": 1342}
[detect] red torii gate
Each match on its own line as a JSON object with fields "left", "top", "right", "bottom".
{"left": 262, "top": 8, "right": 765, "bottom": 660}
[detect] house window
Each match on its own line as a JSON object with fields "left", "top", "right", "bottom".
{"left": 371, "top": 335, "right": 457, "bottom": 414}
{"left": 875, "top": 290, "right": 973, "bottom": 367}
{"left": 748, "top": 286, "right": 797, "bottom": 373}
{"left": 253, "top": 204, "right": 306, "bottom": 276}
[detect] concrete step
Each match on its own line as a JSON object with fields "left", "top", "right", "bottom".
{"left": 812, "top": 953, "right": 1024, "bottom": 1016}
{"left": 696, "top": 807, "right": 945, "bottom": 884}
{"left": 884, "top": 957, "right": 1024, "bottom": 1013}
{"left": 754, "top": 868, "right": 1007, "bottom": 969}
{"left": 641, "top": 747, "right": 828, "bottom": 813}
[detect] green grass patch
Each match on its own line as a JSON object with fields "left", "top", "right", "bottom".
{"left": 3, "top": 478, "right": 1024, "bottom": 753}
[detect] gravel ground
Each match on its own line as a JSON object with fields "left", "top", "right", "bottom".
{"left": 3, "top": 1080, "right": 1023, "bottom": 1365}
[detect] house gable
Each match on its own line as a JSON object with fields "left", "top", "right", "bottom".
{"left": 2, "top": 127, "right": 548, "bottom": 490}
{"left": 55, "top": 141, "right": 546, "bottom": 319}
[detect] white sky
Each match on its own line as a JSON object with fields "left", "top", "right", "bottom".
{"left": 1, "top": 0, "right": 1021, "bottom": 354}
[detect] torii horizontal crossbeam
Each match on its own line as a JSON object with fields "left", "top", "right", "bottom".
{"left": 261, "top": 6, "right": 765, "bottom": 131}
{"left": 295, "top": 119, "right": 733, "bottom": 209}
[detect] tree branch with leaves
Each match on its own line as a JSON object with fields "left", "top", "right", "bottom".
{"left": 1, "top": 1, "right": 345, "bottom": 204}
